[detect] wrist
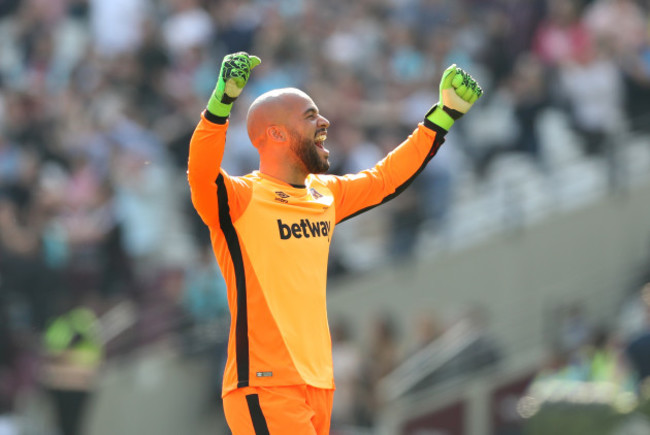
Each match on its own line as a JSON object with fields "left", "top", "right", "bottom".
{"left": 425, "top": 104, "right": 455, "bottom": 131}
{"left": 204, "top": 108, "right": 229, "bottom": 125}
{"left": 207, "top": 95, "right": 233, "bottom": 119}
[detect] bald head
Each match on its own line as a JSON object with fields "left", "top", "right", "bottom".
{"left": 246, "top": 88, "right": 314, "bottom": 147}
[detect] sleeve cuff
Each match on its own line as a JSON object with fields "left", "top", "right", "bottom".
{"left": 204, "top": 109, "right": 229, "bottom": 125}
{"left": 423, "top": 117, "right": 450, "bottom": 138}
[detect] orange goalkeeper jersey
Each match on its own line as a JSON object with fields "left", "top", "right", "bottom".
{"left": 187, "top": 113, "right": 446, "bottom": 395}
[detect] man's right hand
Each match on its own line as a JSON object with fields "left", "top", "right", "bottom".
{"left": 207, "top": 52, "right": 261, "bottom": 119}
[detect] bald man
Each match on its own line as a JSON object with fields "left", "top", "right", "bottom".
{"left": 187, "top": 52, "right": 483, "bottom": 434}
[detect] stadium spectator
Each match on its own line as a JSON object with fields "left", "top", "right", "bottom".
{"left": 0, "top": 298, "right": 37, "bottom": 431}
{"left": 557, "top": 302, "right": 594, "bottom": 357}
{"left": 581, "top": 326, "right": 633, "bottom": 387}
{"left": 625, "top": 283, "right": 650, "bottom": 385}
{"left": 505, "top": 52, "right": 551, "bottom": 163}
{"left": 89, "top": 0, "right": 151, "bottom": 58}
{"left": 532, "top": 0, "right": 592, "bottom": 67}
{"left": 358, "top": 313, "right": 404, "bottom": 428}
{"left": 330, "top": 317, "right": 364, "bottom": 429}
{"left": 583, "top": 0, "right": 647, "bottom": 54}
{"left": 557, "top": 34, "right": 625, "bottom": 155}
{"left": 162, "top": 0, "right": 214, "bottom": 58}
{"left": 0, "top": 192, "right": 52, "bottom": 330}
{"left": 40, "top": 295, "right": 104, "bottom": 435}
{"left": 405, "top": 309, "right": 445, "bottom": 357}
{"left": 618, "top": 26, "right": 650, "bottom": 133}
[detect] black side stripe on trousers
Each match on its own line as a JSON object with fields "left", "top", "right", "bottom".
{"left": 245, "top": 394, "right": 270, "bottom": 435}
{"left": 339, "top": 123, "right": 447, "bottom": 224}
{"left": 216, "top": 174, "right": 249, "bottom": 388}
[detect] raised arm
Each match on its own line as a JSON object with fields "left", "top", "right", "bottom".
{"left": 324, "top": 65, "right": 483, "bottom": 223}
{"left": 187, "top": 52, "right": 260, "bottom": 227}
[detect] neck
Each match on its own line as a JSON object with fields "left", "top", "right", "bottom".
{"left": 259, "top": 160, "right": 308, "bottom": 187}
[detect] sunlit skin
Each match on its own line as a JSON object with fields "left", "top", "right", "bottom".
{"left": 246, "top": 88, "right": 331, "bottom": 186}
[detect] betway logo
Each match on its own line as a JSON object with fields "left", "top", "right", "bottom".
{"left": 277, "top": 219, "right": 331, "bottom": 240}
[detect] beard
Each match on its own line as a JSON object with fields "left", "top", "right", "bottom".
{"left": 289, "top": 131, "right": 329, "bottom": 174}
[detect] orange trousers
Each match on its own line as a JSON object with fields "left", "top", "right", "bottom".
{"left": 223, "top": 385, "right": 334, "bottom": 435}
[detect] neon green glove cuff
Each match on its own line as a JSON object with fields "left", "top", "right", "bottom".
{"left": 426, "top": 104, "right": 456, "bottom": 131}
{"left": 207, "top": 52, "right": 261, "bottom": 118}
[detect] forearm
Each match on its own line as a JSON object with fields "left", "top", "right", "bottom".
{"left": 331, "top": 123, "right": 445, "bottom": 223}
{"left": 375, "top": 123, "right": 446, "bottom": 189}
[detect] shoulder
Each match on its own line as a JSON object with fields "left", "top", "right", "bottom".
{"left": 239, "top": 171, "right": 260, "bottom": 184}
{"left": 307, "top": 173, "right": 339, "bottom": 196}
{"left": 218, "top": 170, "right": 256, "bottom": 194}
{"left": 308, "top": 173, "right": 342, "bottom": 190}
{"left": 308, "top": 173, "right": 336, "bottom": 184}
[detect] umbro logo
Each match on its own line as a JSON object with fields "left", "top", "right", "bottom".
{"left": 274, "top": 191, "right": 290, "bottom": 203}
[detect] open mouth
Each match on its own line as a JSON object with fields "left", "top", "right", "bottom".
{"left": 315, "top": 130, "right": 327, "bottom": 149}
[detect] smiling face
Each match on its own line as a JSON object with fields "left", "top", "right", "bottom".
{"left": 286, "top": 96, "right": 330, "bottom": 174}
{"left": 247, "top": 88, "right": 331, "bottom": 178}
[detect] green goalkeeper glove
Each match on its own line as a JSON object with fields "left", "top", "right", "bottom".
{"left": 426, "top": 64, "right": 483, "bottom": 131}
{"left": 206, "top": 52, "right": 261, "bottom": 119}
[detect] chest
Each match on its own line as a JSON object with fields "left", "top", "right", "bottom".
{"left": 234, "top": 183, "right": 336, "bottom": 256}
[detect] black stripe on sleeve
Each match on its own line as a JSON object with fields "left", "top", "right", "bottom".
{"left": 423, "top": 118, "right": 452, "bottom": 136}
{"left": 245, "top": 394, "right": 271, "bottom": 435}
{"left": 339, "top": 131, "right": 446, "bottom": 224}
{"left": 204, "top": 109, "right": 229, "bottom": 125}
{"left": 216, "top": 174, "right": 250, "bottom": 388}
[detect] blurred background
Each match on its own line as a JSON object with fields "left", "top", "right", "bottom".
{"left": 1, "top": 0, "right": 650, "bottom": 434}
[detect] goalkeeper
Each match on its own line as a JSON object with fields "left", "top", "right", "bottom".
{"left": 187, "top": 52, "right": 482, "bottom": 434}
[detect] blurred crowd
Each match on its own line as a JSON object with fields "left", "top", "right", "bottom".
{"left": 329, "top": 305, "right": 502, "bottom": 432}
{"left": 533, "top": 283, "right": 650, "bottom": 399}
{"left": 0, "top": 0, "right": 649, "bottom": 433}
{"left": 519, "top": 280, "right": 650, "bottom": 434}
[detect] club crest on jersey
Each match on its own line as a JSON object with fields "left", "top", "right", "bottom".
{"left": 309, "top": 188, "right": 323, "bottom": 199}
{"left": 277, "top": 219, "right": 331, "bottom": 240}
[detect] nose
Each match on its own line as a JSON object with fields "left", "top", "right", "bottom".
{"left": 318, "top": 115, "right": 330, "bottom": 128}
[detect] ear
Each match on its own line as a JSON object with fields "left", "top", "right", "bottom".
{"left": 267, "top": 125, "right": 288, "bottom": 143}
